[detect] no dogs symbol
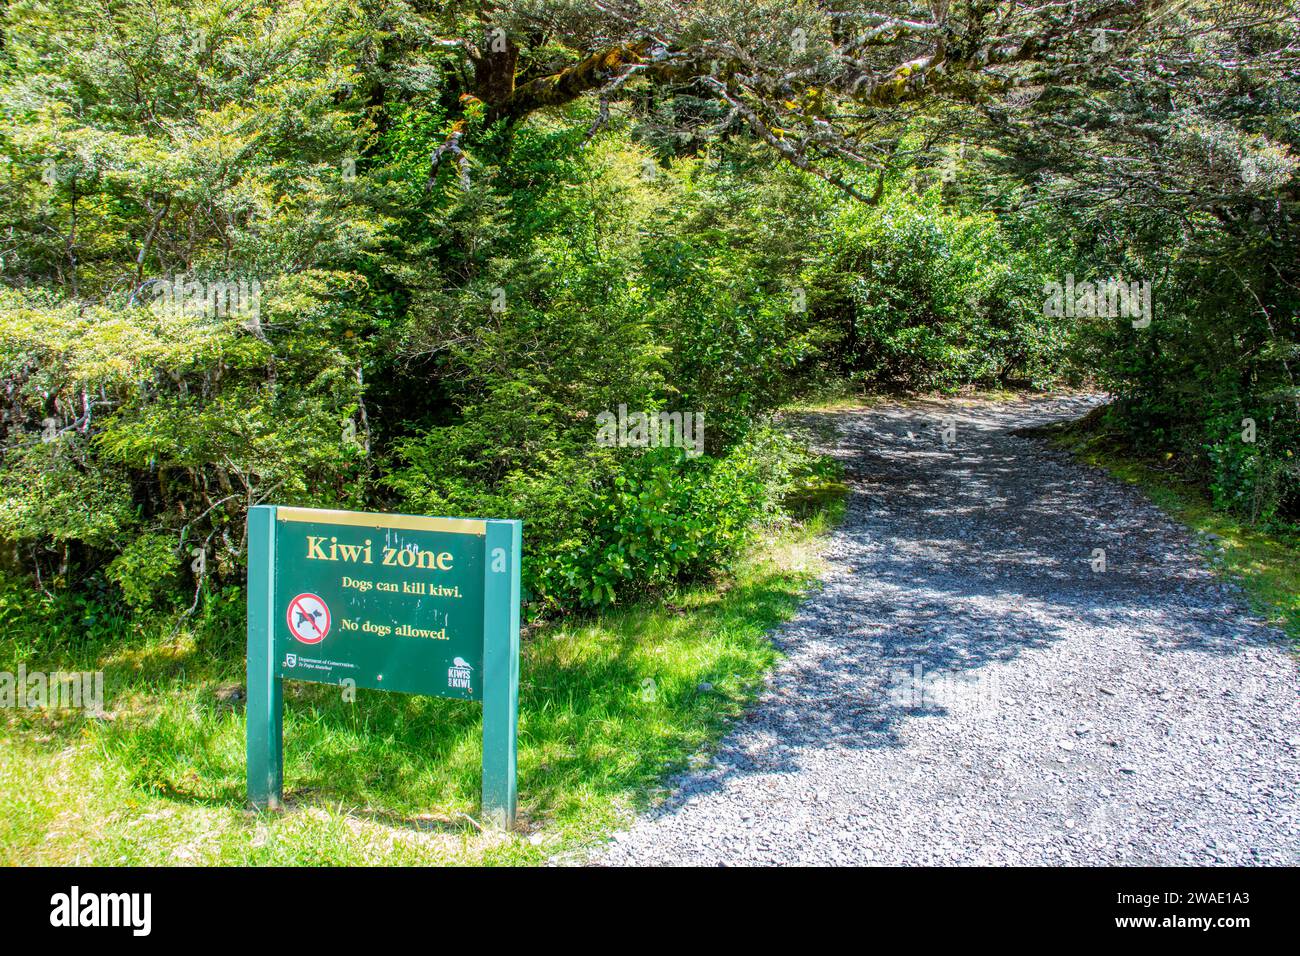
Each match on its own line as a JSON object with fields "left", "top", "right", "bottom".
{"left": 287, "top": 593, "right": 330, "bottom": 644}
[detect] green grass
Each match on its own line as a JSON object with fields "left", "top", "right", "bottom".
{"left": 0, "top": 489, "right": 845, "bottom": 866}
{"left": 1039, "top": 414, "right": 1300, "bottom": 646}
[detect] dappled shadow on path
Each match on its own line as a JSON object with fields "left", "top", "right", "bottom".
{"left": 636, "top": 394, "right": 1287, "bottom": 816}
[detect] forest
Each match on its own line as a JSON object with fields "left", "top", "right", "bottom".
{"left": 2, "top": 0, "right": 1294, "bottom": 640}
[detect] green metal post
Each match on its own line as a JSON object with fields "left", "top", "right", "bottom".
{"left": 481, "top": 519, "right": 521, "bottom": 828}
{"left": 246, "top": 504, "right": 283, "bottom": 809}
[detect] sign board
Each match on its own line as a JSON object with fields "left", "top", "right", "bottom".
{"left": 245, "top": 506, "right": 521, "bottom": 827}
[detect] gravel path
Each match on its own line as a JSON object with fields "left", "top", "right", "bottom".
{"left": 598, "top": 395, "right": 1300, "bottom": 866}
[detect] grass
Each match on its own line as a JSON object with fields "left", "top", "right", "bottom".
{"left": 1038, "top": 412, "right": 1300, "bottom": 646}
{"left": 0, "top": 485, "right": 845, "bottom": 866}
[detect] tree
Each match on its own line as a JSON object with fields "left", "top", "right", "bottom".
{"left": 413, "top": 1, "right": 1210, "bottom": 198}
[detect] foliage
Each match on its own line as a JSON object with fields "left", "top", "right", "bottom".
{"left": 0, "top": 0, "right": 1294, "bottom": 610}
{"left": 0, "top": 1, "right": 386, "bottom": 601}
{"left": 105, "top": 533, "right": 182, "bottom": 611}
{"left": 806, "top": 186, "right": 1068, "bottom": 391}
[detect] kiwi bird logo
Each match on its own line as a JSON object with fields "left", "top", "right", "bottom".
{"left": 452, "top": 657, "right": 472, "bottom": 670}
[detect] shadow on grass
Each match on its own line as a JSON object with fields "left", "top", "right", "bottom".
{"left": 265, "top": 572, "right": 805, "bottom": 823}
{"left": 57, "top": 560, "right": 812, "bottom": 844}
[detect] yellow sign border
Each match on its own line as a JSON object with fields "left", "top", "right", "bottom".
{"left": 275, "top": 506, "right": 486, "bottom": 536}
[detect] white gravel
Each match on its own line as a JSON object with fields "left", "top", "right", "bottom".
{"left": 597, "top": 395, "right": 1300, "bottom": 866}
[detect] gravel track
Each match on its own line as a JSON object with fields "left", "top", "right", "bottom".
{"left": 598, "top": 395, "right": 1300, "bottom": 866}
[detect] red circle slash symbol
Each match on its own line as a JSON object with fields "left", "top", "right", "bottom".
{"left": 287, "top": 593, "right": 330, "bottom": 644}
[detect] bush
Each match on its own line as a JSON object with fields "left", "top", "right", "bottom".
{"left": 105, "top": 533, "right": 181, "bottom": 611}
{"left": 806, "top": 187, "right": 1068, "bottom": 392}
{"left": 390, "top": 405, "right": 805, "bottom": 612}
{"left": 542, "top": 429, "right": 803, "bottom": 608}
{"left": 1079, "top": 213, "right": 1300, "bottom": 532}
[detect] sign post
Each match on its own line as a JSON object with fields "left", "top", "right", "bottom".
{"left": 481, "top": 520, "right": 521, "bottom": 828}
{"left": 245, "top": 505, "right": 522, "bottom": 827}
{"left": 246, "top": 506, "right": 282, "bottom": 809}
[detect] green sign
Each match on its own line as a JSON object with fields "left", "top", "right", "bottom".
{"left": 245, "top": 505, "right": 521, "bottom": 827}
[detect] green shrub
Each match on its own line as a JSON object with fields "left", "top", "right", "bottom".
{"left": 105, "top": 533, "right": 181, "bottom": 611}
{"left": 390, "top": 419, "right": 805, "bottom": 612}
{"left": 807, "top": 187, "right": 1067, "bottom": 391}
